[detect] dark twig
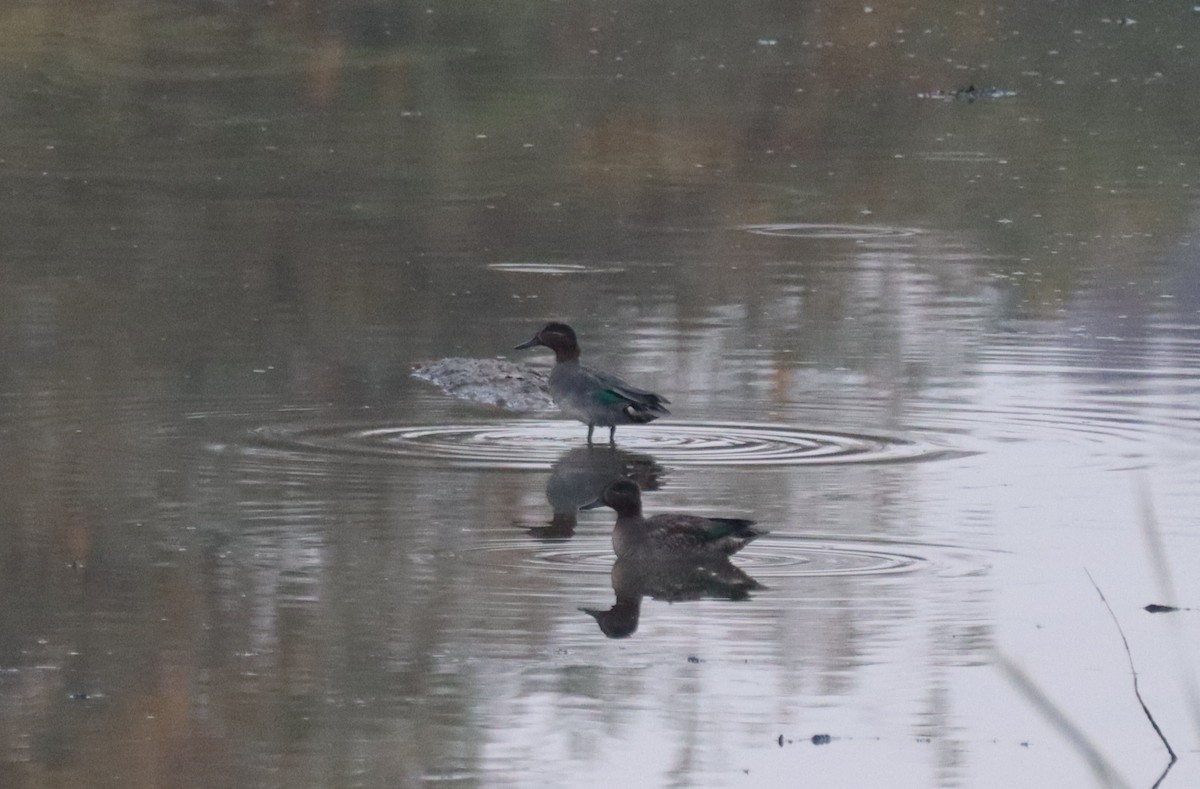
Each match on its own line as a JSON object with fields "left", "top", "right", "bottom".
{"left": 1084, "top": 569, "right": 1178, "bottom": 773}
{"left": 1137, "top": 477, "right": 1200, "bottom": 742}
{"left": 1136, "top": 480, "right": 1177, "bottom": 605}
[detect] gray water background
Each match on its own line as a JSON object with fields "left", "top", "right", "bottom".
{"left": 2, "top": 2, "right": 1199, "bottom": 787}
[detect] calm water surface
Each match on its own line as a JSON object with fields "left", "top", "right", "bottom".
{"left": 2, "top": 2, "right": 1199, "bottom": 787}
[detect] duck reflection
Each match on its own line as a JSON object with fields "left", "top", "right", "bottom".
{"left": 582, "top": 554, "right": 763, "bottom": 638}
{"left": 580, "top": 480, "right": 765, "bottom": 638}
{"left": 527, "top": 446, "right": 663, "bottom": 539}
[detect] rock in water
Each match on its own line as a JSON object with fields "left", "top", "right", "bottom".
{"left": 412, "top": 358, "right": 556, "bottom": 412}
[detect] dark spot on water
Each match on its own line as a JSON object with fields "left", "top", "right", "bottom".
{"left": 777, "top": 734, "right": 784, "bottom": 747}
{"left": 1144, "top": 603, "right": 1180, "bottom": 613}
{"left": 811, "top": 734, "right": 831, "bottom": 745}
{"left": 69, "top": 692, "right": 90, "bottom": 701}
{"left": 687, "top": 655, "right": 701, "bottom": 663}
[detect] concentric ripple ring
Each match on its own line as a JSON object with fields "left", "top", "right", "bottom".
{"left": 246, "top": 419, "right": 963, "bottom": 469}
{"left": 454, "top": 536, "right": 927, "bottom": 579}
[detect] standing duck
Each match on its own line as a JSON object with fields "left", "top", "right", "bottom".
{"left": 583, "top": 479, "right": 765, "bottom": 560}
{"left": 514, "top": 322, "right": 670, "bottom": 444}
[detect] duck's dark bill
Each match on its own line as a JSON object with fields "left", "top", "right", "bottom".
{"left": 579, "top": 498, "right": 605, "bottom": 510}
{"left": 513, "top": 334, "right": 540, "bottom": 350}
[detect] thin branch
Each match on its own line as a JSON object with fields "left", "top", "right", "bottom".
{"left": 1137, "top": 475, "right": 1200, "bottom": 743}
{"left": 1136, "top": 479, "right": 1177, "bottom": 605}
{"left": 1084, "top": 568, "right": 1177, "bottom": 769}
{"left": 995, "top": 653, "right": 1130, "bottom": 789}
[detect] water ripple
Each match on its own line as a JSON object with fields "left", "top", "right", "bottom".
{"left": 487, "top": 262, "right": 623, "bottom": 275}
{"left": 456, "top": 535, "right": 938, "bottom": 580}
{"left": 741, "top": 223, "right": 922, "bottom": 240}
{"left": 244, "top": 419, "right": 963, "bottom": 469}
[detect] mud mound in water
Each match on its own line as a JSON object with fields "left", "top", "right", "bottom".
{"left": 412, "top": 357, "right": 555, "bottom": 412}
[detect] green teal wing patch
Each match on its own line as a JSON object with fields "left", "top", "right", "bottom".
{"left": 594, "top": 389, "right": 628, "bottom": 405}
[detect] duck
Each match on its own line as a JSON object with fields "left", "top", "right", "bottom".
{"left": 513, "top": 322, "right": 670, "bottom": 444}
{"left": 583, "top": 479, "right": 765, "bottom": 560}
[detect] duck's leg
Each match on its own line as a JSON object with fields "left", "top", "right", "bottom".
{"left": 608, "top": 425, "right": 616, "bottom": 444}
{"left": 587, "top": 423, "right": 595, "bottom": 444}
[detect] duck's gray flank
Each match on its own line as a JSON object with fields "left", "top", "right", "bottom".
{"left": 584, "top": 479, "right": 765, "bottom": 559}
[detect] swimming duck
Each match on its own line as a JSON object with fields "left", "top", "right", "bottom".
{"left": 514, "top": 322, "right": 670, "bottom": 444}
{"left": 583, "top": 479, "right": 765, "bottom": 560}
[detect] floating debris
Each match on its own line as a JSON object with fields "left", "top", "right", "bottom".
{"left": 412, "top": 357, "right": 555, "bottom": 412}
{"left": 778, "top": 733, "right": 833, "bottom": 746}
{"left": 1144, "top": 603, "right": 1185, "bottom": 613}
{"left": 918, "top": 85, "right": 1017, "bottom": 102}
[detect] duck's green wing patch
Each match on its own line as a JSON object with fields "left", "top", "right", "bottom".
{"left": 702, "top": 518, "right": 758, "bottom": 541}
{"left": 584, "top": 366, "right": 671, "bottom": 411}
{"left": 594, "top": 388, "right": 631, "bottom": 406}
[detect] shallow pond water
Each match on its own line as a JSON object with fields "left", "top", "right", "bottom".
{"left": 2, "top": 2, "right": 1199, "bottom": 787}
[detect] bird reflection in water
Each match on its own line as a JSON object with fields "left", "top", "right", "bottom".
{"left": 580, "top": 479, "right": 765, "bottom": 638}
{"left": 527, "top": 445, "right": 663, "bottom": 539}
{"left": 582, "top": 554, "right": 763, "bottom": 638}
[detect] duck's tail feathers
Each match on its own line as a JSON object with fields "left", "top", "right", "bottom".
{"left": 622, "top": 400, "right": 670, "bottom": 423}
{"left": 599, "top": 378, "right": 670, "bottom": 421}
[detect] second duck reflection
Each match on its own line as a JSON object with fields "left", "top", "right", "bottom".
{"left": 530, "top": 446, "right": 765, "bottom": 639}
